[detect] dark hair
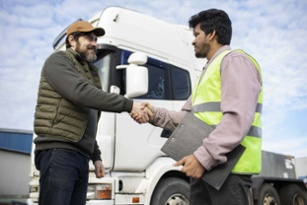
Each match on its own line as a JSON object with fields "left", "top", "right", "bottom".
{"left": 65, "top": 31, "right": 85, "bottom": 48}
{"left": 189, "top": 9, "right": 232, "bottom": 45}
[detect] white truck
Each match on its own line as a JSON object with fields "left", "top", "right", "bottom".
{"left": 28, "top": 7, "right": 307, "bottom": 205}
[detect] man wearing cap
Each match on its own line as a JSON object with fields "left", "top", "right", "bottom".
{"left": 33, "top": 21, "right": 149, "bottom": 205}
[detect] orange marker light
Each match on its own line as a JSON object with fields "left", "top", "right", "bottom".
{"left": 132, "top": 197, "right": 140, "bottom": 203}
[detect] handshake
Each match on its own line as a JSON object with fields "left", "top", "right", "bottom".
{"left": 130, "top": 102, "right": 153, "bottom": 124}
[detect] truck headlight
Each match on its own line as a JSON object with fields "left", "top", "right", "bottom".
{"left": 87, "top": 184, "right": 112, "bottom": 200}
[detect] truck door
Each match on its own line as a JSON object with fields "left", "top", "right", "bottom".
{"left": 113, "top": 50, "right": 191, "bottom": 171}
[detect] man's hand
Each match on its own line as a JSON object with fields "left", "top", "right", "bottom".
{"left": 140, "top": 102, "right": 154, "bottom": 121}
{"left": 94, "top": 160, "right": 105, "bottom": 178}
{"left": 174, "top": 154, "right": 205, "bottom": 179}
{"left": 130, "top": 101, "right": 153, "bottom": 123}
{"left": 141, "top": 102, "right": 153, "bottom": 113}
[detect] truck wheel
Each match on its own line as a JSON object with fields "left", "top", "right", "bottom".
{"left": 279, "top": 184, "right": 307, "bottom": 205}
{"left": 256, "top": 183, "right": 281, "bottom": 205}
{"left": 150, "top": 177, "right": 190, "bottom": 205}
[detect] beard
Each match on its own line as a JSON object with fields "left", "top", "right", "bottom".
{"left": 194, "top": 42, "right": 210, "bottom": 58}
{"left": 76, "top": 42, "right": 97, "bottom": 63}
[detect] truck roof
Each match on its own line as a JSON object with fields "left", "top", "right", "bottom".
{"left": 54, "top": 7, "right": 205, "bottom": 72}
{"left": 91, "top": 7, "right": 205, "bottom": 71}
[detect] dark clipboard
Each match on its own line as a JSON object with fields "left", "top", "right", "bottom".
{"left": 161, "top": 112, "right": 245, "bottom": 190}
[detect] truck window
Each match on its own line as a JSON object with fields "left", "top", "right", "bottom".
{"left": 94, "top": 53, "right": 112, "bottom": 92}
{"left": 171, "top": 66, "right": 191, "bottom": 100}
{"left": 121, "top": 50, "right": 191, "bottom": 100}
{"left": 145, "top": 64, "right": 165, "bottom": 99}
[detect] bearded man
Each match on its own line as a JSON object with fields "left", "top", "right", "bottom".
{"left": 33, "top": 21, "right": 148, "bottom": 205}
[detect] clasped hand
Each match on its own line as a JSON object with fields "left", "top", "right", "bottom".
{"left": 130, "top": 102, "right": 153, "bottom": 124}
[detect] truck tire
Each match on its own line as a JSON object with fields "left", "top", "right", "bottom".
{"left": 150, "top": 177, "right": 190, "bottom": 205}
{"left": 279, "top": 184, "right": 307, "bottom": 205}
{"left": 256, "top": 183, "right": 281, "bottom": 205}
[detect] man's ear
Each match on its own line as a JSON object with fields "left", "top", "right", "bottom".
{"left": 208, "top": 30, "right": 217, "bottom": 41}
{"left": 68, "top": 35, "right": 76, "bottom": 48}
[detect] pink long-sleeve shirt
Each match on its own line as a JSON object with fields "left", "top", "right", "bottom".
{"left": 151, "top": 45, "right": 262, "bottom": 171}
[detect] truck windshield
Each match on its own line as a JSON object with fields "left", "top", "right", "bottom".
{"left": 94, "top": 53, "right": 112, "bottom": 92}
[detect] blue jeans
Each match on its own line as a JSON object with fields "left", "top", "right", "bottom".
{"left": 190, "top": 174, "right": 252, "bottom": 205}
{"left": 35, "top": 149, "right": 90, "bottom": 205}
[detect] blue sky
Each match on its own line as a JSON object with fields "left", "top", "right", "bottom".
{"left": 0, "top": 0, "right": 307, "bottom": 158}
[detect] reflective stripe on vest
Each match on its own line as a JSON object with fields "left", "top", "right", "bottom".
{"left": 192, "top": 49, "right": 263, "bottom": 174}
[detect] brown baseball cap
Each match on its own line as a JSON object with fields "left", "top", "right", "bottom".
{"left": 66, "top": 20, "right": 105, "bottom": 37}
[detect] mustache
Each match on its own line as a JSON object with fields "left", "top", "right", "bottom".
{"left": 87, "top": 45, "right": 97, "bottom": 53}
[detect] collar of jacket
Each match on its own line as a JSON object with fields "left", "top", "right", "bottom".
{"left": 66, "top": 48, "right": 89, "bottom": 65}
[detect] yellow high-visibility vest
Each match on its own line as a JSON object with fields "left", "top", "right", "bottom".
{"left": 192, "top": 49, "right": 263, "bottom": 174}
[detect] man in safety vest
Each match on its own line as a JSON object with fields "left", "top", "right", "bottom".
{"left": 134, "top": 8, "right": 263, "bottom": 205}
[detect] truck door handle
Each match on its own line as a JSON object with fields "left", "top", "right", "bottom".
{"left": 161, "top": 129, "right": 173, "bottom": 138}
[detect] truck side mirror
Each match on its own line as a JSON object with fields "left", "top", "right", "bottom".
{"left": 116, "top": 52, "right": 149, "bottom": 98}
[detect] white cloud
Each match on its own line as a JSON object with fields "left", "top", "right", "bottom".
{"left": 263, "top": 135, "right": 307, "bottom": 158}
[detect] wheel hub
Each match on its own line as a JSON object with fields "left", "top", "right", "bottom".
{"left": 166, "top": 194, "right": 189, "bottom": 205}
{"left": 264, "top": 194, "right": 277, "bottom": 205}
